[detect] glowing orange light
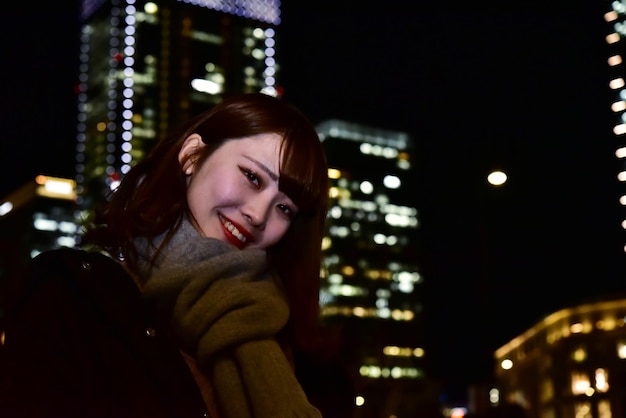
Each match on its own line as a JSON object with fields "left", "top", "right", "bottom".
{"left": 451, "top": 408, "right": 465, "bottom": 418}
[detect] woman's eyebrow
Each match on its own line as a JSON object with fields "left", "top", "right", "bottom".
{"left": 243, "top": 155, "right": 278, "bottom": 182}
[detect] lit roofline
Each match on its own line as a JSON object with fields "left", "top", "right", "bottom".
{"left": 494, "top": 298, "right": 626, "bottom": 358}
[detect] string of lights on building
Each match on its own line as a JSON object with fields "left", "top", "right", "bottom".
{"left": 75, "top": 0, "right": 280, "bottom": 208}
{"left": 604, "top": 1, "right": 626, "bottom": 254}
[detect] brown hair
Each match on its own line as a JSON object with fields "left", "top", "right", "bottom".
{"left": 84, "top": 93, "right": 329, "bottom": 354}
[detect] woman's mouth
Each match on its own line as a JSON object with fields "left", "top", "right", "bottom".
{"left": 219, "top": 214, "right": 250, "bottom": 248}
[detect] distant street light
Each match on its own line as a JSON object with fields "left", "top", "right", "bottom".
{"left": 487, "top": 170, "right": 507, "bottom": 186}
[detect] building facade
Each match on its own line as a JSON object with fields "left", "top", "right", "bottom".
{"left": 603, "top": 1, "right": 626, "bottom": 253}
{"left": 0, "top": 176, "right": 79, "bottom": 315}
{"left": 317, "top": 119, "right": 438, "bottom": 417}
{"left": 493, "top": 296, "right": 626, "bottom": 418}
{"left": 76, "top": 0, "right": 281, "bottom": 206}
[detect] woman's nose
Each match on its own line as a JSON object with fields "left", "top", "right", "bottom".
{"left": 242, "top": 198, "right": 270, "bottom": 230}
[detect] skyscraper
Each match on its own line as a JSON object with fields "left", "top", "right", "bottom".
{"left": 317, "top": 119, "right": 438, "bottom": 417}
{"left": 604, "top": 1, "right": 626, "bottom": 253}
{"left": 75, "top": 0, "right": 280, "bottom": 206}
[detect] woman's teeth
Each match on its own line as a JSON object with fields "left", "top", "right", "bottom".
{"left": 222, "top": 218, "right": 247, "bottom": 243}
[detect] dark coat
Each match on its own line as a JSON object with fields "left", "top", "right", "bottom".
{"left": 0, "top": 248, "right": 208, "bottom": 418}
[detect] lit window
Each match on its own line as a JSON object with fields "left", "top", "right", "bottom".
{"left": 33, "top": 218, "right": 57, "bottom": 232}
{"left": 574, "top": 401, "right": 591, "bottom": 418}
{"left": 610, "top": 78, "right": 625, "bottom": 90}
{"left": 572, "top": 346, "right": 587, "bottom": 362}
{"left": 595, "top": 368, "right": 609, "bottom": 393}
{"left": 570, "top": 322, "right": 584, "bottom": 333}
{"left": 359, "top": 181, "right": 373, "bottom": 194}
{"left": 383, "top": 175, "right": 401, "bottom": 189}
{"left": 598, "top": 399, "right": 612, "bottom": 418}
{"left": 571, "top": 371, "right": 590, "bottom": 395}
{"left": 540, "top": 378, "right": 554, "bottom": 402}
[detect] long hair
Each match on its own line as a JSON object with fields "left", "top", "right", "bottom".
{"left": 84, "top": 93, "right": 330, "bottom": 354}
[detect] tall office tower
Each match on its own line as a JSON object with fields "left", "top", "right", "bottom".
{"left": 76, "top": 0, "right": 280, "bottom": 207}
{"left": 603, "top": 2, "right": 626, "bottom": 252}
{"left": 317, "top": 120, "right": 437, "bottom": 417}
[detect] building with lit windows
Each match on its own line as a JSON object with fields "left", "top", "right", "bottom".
{"left": 0, "top": 176, "right": 79, "bottom": 312}
{"left": 493, "top": 296, "right": 626, "bottom": 418}
{"left": 317, "top": 119, "right": 439, "bottom": 417}
{"left": 76, "top": 0, "right": 280, "bottom": 206}
{"left": 603, "top": 2, "right": 626, "bottom": 252}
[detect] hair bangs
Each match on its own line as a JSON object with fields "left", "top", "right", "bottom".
{"left": 279, "top": 133, "right": 328, "bottom": 217}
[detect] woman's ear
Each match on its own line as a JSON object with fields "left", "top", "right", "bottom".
{"left": 178, "top": 134, "right": 204, "bottom": 175}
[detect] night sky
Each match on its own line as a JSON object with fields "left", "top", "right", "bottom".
{"left": 2, "top": 0, "right": 626, "bottom": 404}
{"left": 280, "top": 0, "right": 626, "bottom": 401}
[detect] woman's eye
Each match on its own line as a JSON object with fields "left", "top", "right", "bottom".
{"left": 277, "top": 203, "right": 295, "bottom": 219}
{"left": 241, "top": 167, "right": 260, "bottom": 187}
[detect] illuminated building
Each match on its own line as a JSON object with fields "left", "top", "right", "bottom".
{"left": 75, "top": 0, "right": 280, "bottom": 206}
{"left": 317, "top": 119, "right": 438, "bottom": 417}
{"left": 0, "top": 176, "right": 79, "bottom": 300}
{"left": 493, "top": 296, "right": 626, "bottom": 418}
{"left": 603, "top": 1, "right": 626, "bottom": 253}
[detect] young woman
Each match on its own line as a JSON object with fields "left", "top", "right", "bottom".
{"left": 0, "top": 93, "right": 330, "bottom": 417}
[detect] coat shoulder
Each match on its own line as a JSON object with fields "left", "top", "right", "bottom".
{"left": 4, "top": 247, "right": 137, "bottom": 316}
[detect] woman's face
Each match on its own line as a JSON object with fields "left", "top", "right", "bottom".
{"left": 179, "top": 133, "right": 298, "bottom": 250}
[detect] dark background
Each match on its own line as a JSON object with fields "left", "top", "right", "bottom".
{"left": 2, "top": 0, "right": 625, "bottom": 403}
{"left": 282, "top": 1, "right": 626, "bottom": 401}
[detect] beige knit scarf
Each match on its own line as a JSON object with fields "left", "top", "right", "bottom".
{"left": 133, "top": 218, "right": 321, "bottom": 418}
